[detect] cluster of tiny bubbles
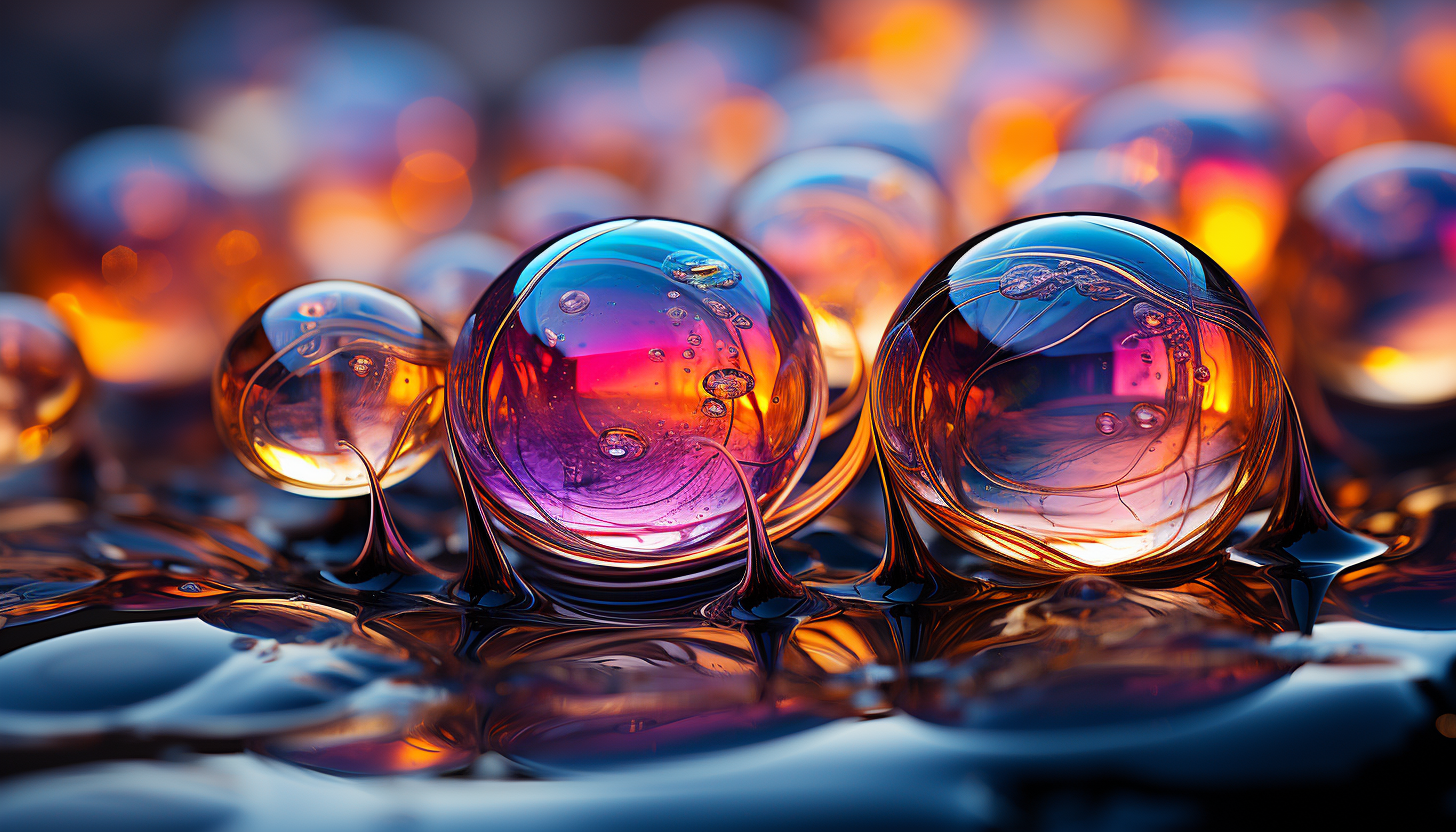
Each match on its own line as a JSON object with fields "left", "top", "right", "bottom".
{"left": 0, "top": 295, "right": 86, "bottom": 470}
{"left": 446, "top": 217, "right": 826, "bottom": 573}
{"left": 872, "top": 213, "right": 1284, "bottom": 574}
{"left": 1294, "top": 142, "right": 1456, "bottom": 408}
{"left": 214, "top": 280, "right": 451, "bottom": 497}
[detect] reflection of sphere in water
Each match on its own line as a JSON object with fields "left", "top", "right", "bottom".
{"left": 0, "top": 295, "right": 86, "bottom": 469}
{"left": 729, "top": 145, "right": 949, "bottom": 355}
{"left": 381, "top": 231, "right": 517, "bottom": 339}
{"left": 873, "top": 214, "right": 1282, "bottom": 572}
{"left": 215, "top": 281, "right": 449, "bottom": 497}
{"left": 1295, "top": 142, "right": 1456, "bottom": 406}
{"left": 448, "top": 218, "right": 824, "bottom": 567}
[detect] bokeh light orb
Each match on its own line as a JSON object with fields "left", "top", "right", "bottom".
{"left": 12, "top": 126, "right": 299, "bottom": 388}
{"left": 448, "top": 218, "right": 825, "bottom": 569}
{"left": 215, "top": 281, "right": 449, "bottom": 497}
{"left": 728, "top": 145, "right": 949, "bottom": 356}
{"left": 873, "top": 214, "right": 1282, "bottom": 573}
{"left": 1294, "top": 142, "right": 1456, "bottom": 407}
{"left": 0, "top": 295, "right": 86, "bottom": 469}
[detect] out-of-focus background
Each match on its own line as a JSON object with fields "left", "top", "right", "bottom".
{"left": 5, "top": 0, "right": 1456, "bottom": 514}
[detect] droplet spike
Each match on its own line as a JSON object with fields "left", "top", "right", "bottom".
{"left": 443, "top": 423, "right": 534, "bottom": 609}
{"left": 1230, "top": 391, "right": 1388, "bottom": 634}
{"left": 329, "top": 440, "right": 450, "bottom": 587}
{"left": 854, "top": 449, "right": 972, "bottom": 604}
{"left": 694, "top": 437, "right": 834, "bottom": 625}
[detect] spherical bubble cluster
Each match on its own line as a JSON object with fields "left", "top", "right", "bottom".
{"left": 214, "top": 281, "right": 449, "bottom": 497}
{"left": 448, "top": 218, "right": 825, "bottom": 566}
{"left": 729, "top": 145, "right": 949, "bottom": 356}
{"left": 0, "top": 295, "right": 86, "bottom": 469}
{"left": 1295, "top": 142, "right": 1456, "bottom": 406}
{"left": 873, "top": 214, "right": 1283, "bottom": 572}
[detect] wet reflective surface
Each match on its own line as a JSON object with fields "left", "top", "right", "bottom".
{"left": 4, "top": 489, "right": 1456, "bottom": 828}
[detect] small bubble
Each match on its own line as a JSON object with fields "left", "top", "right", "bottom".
{"left": 682, "top": 348, "right": 695, "bottom": 359}
{"left": 1131, "top": 403, "right": 1168, "bottom": 430}
{"left": 558, "top": 290, "right": 590, "bottom": 314}
{"left": 705, "top": 299, "right": 735, "bottom": 319}
{"left": 731, "top": 314, "right": 753, "bottom": 330}
{"left": 1132, "top": 301, "right": 1175, "bottom": 335}
{"left": 667, "top": 307, "right": 686, "bottom": 320}
{"left": 1095, "top": 412, "right": 1122, "bottom": 435}
{"left": 647, "top": 348, "right": 665, "bottom": 363}
{"left": 687, "top": 332, "right": 702, "bottom": 346}
{"left": 703, "top": 367, "right": 755, "bottom": 399}
{"left": 178, "top": 582, "right": 203, "bottom": 593}
{"left": 668, "top": 290, "right": 681, "bottom": 299}
{"left": 1194, "top": 365, "right": 1212, "bottom": 383}
{"left": 772, "top": 396, "right": 780, "bottom": 403}
{"left": 726, "top": 347, "right": 738, "bottom": 357}
{"left": 701, "top": 398, "right": 728, "bottom": 418}
{"left": 350, "top": 355, "right": 374, "bottom": 377}
{"left": 598, "top": 428, "right": 648, "bottom": 461}
{"left": 298, "top": 300, "right": 329, "bottom": 317}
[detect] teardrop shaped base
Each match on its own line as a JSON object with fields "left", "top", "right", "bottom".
{"left": 323, "top": 441, "right": 451, "bottom": 592}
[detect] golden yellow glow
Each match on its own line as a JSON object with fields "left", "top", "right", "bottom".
{"left": 391, "top": 151, "right": 472, "bottom": 233}
{"left": 971, "top": 99, "right": 1060, "bottom": 191}
{"left": 1402, "top": 28, "right": 1456, "bottom": 134}
{"left": 47, "top": 289, "right": 218, "bottom": 385}
{"left": 291, "top": 188, "right": 405, "bottom": 281}
{"left": 1180, "top": 160, "right": 1285, "bottom": 294}
{"left": 827, "top": 0, "right": 979, "bottom": 118}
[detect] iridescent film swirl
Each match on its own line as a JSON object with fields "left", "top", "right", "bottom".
{"left": 873, "top": 214, "right": 1283, "bottom": 572}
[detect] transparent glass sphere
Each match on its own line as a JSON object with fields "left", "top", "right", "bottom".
{"left": 1294, "top": 142, "right": 1456, "bottom": 406}
{"left": 0, "top": 295, "right": 86, "bottom": 469}
{"left": 873, "top": 214, "right": 1283, "bottom": 573}
{"left": 215, "top": 281, "right": 449, "bottom": 497}
{"left": 448, "top": 218, "right": 825, "bottom": 568}
{"left": 729, "top": 145, "right": 949, "bottom": 356}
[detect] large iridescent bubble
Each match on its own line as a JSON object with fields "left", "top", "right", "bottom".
{"left": 448, "top": 218, "right": 826, "bottom": 572}
{"left": 873, "top": 214, "right": 1283, "bottom": 572}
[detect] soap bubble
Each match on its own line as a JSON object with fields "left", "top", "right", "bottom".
{"left": 0, "top": 295, "right": 86, "bottom": 469}
{"left": 448, "top": 218, "right": 825, "bottom": 568}
{"left": 215, "top": 281, "right": 449, "bottom": 497}
{"left": 1293, "top": 142, "right": 1456, "bottom": 407}
{"left": 873, "top": 214, "right": 1283, "bottom": 572}
{"left": 729, "top": 145, "right": 949, "bottom": 356}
